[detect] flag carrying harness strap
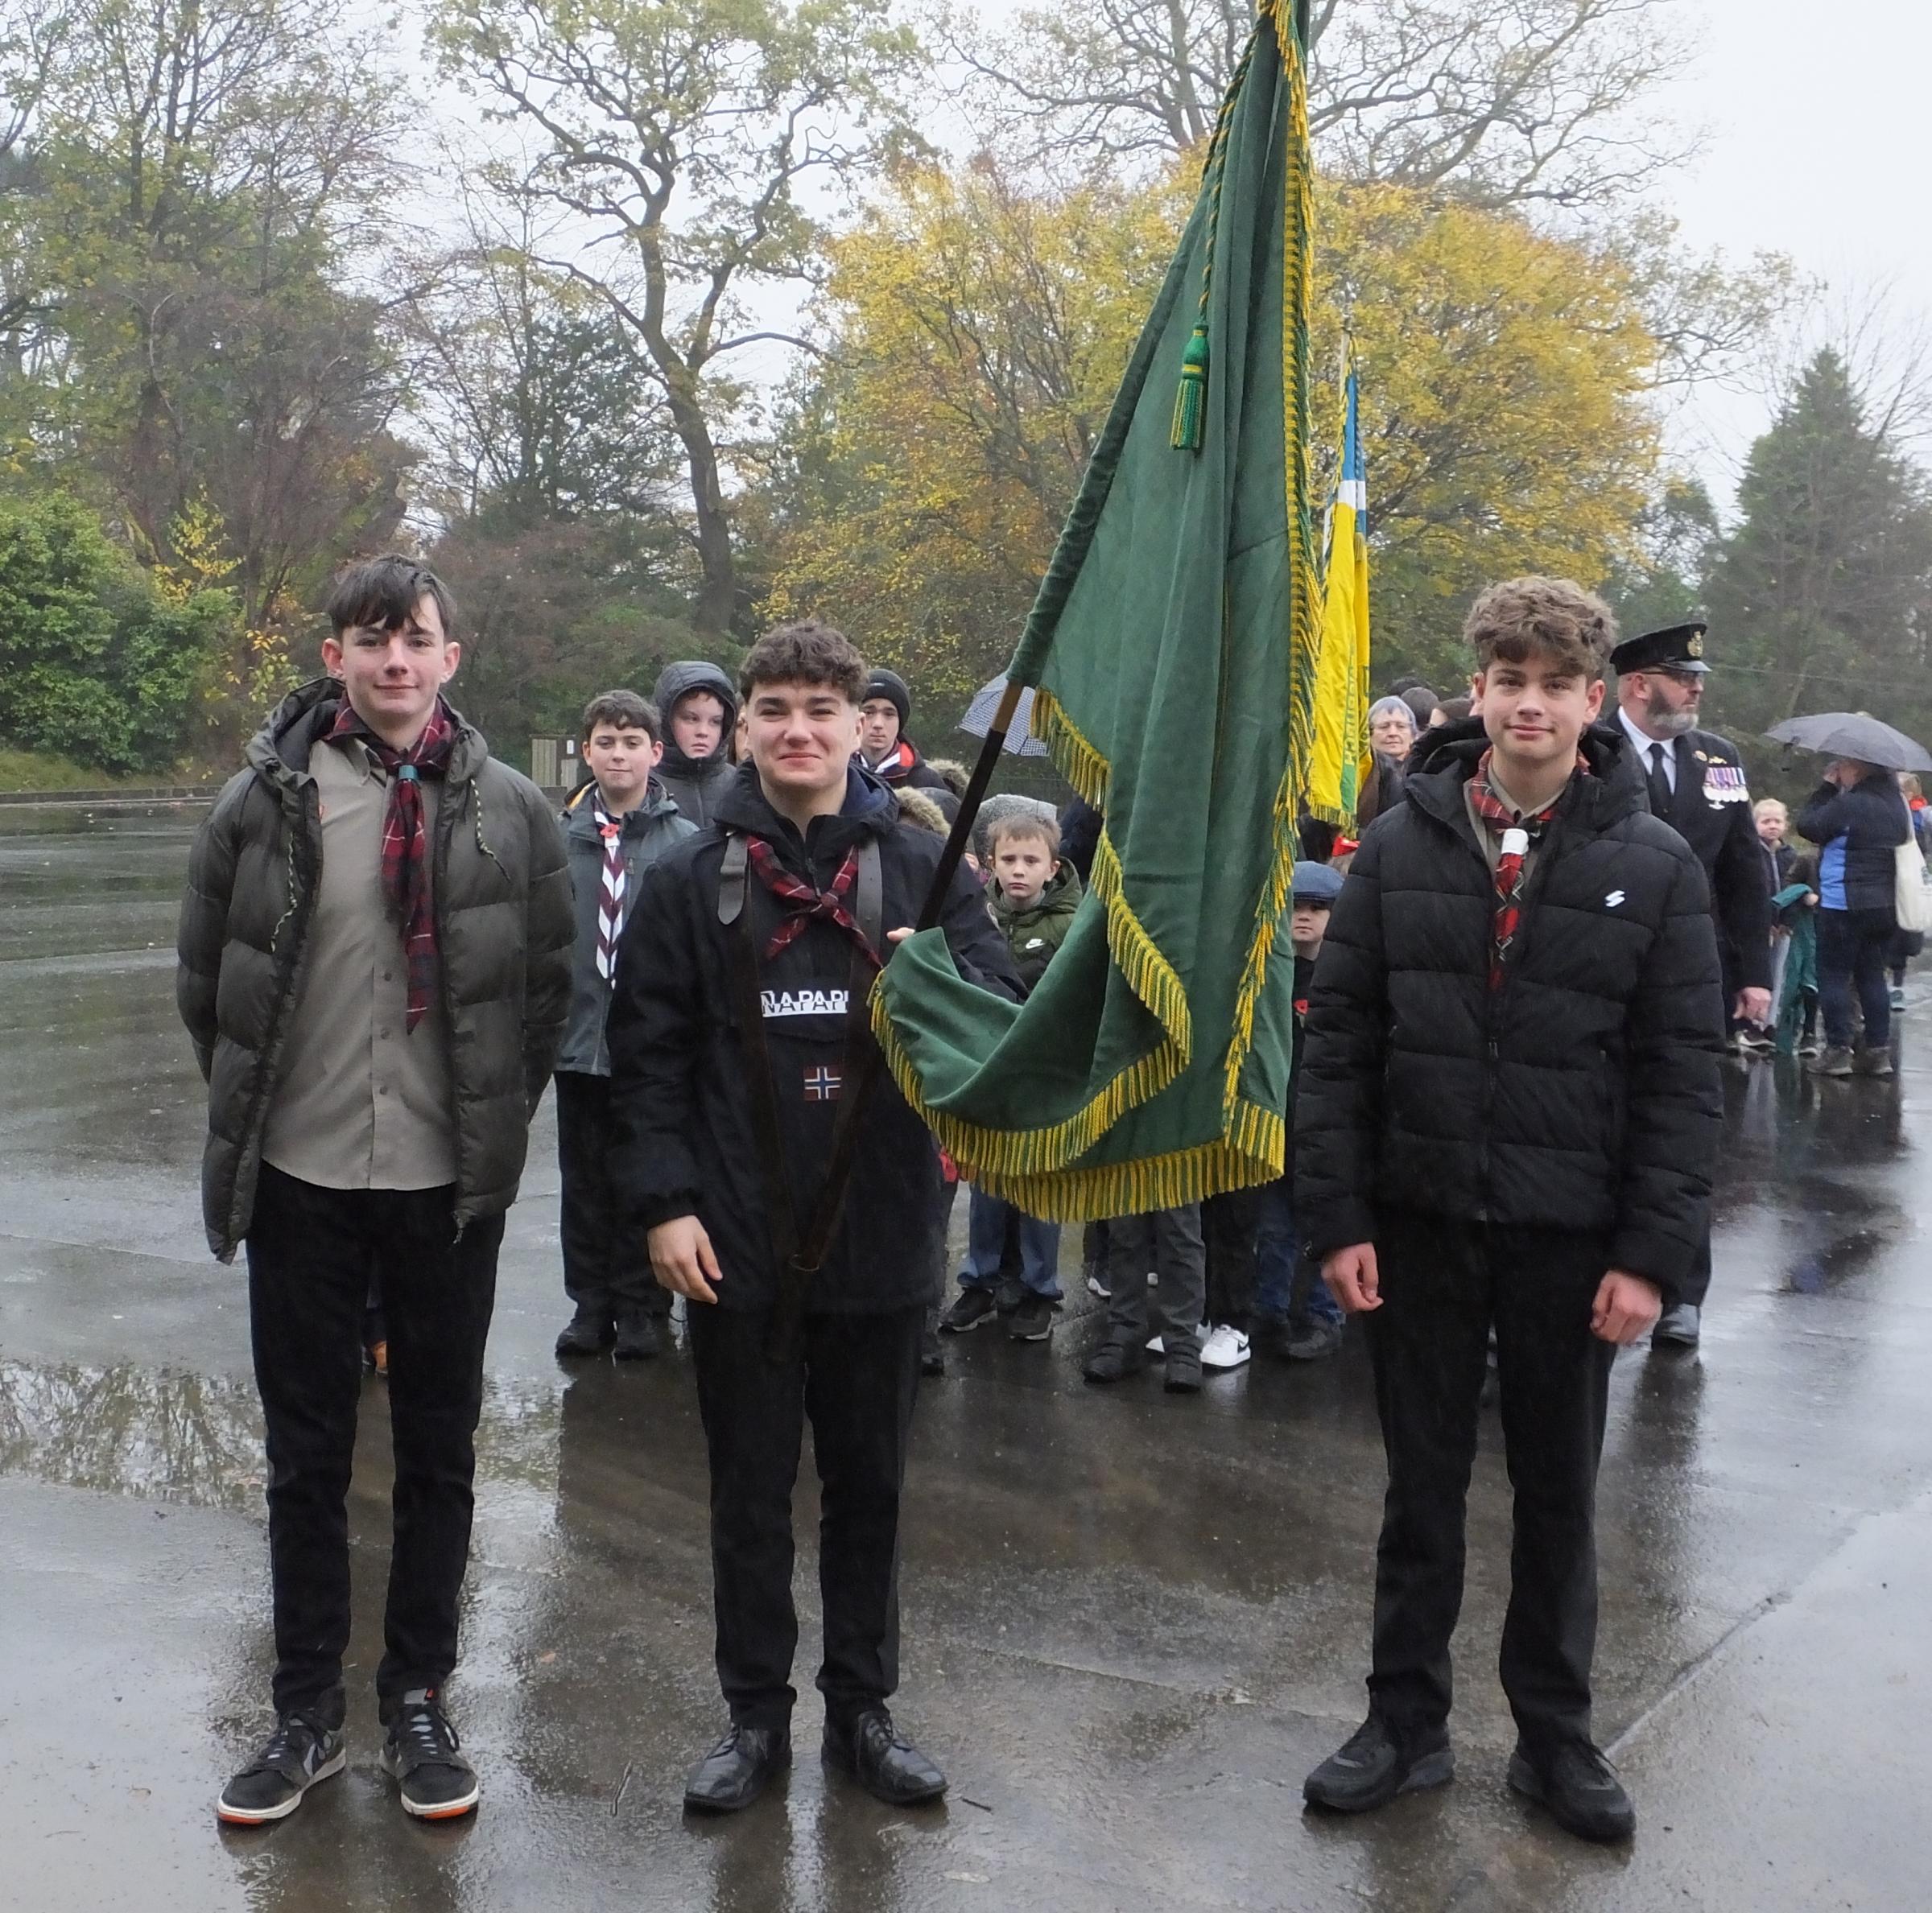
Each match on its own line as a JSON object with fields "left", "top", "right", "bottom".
{"left": 718, "top": 831, "right": 883, "bottom": 1363}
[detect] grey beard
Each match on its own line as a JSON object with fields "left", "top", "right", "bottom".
{"left": 1645, "top": 695, "right": 1698, "bottom": 737}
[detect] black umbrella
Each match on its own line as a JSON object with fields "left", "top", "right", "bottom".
{"left": 1765, "top": 711, "right": 1932, "bottom": 774}
{"left": 959, "top": 673, "right": 1050, "bottom": 757}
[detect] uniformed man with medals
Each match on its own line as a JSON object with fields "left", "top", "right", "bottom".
{"left": 1611, "top": 620, "right": 1772, "bottom": 1347}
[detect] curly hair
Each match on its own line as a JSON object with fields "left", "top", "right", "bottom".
{"left": 1464, "top": 576, "right": 1617, "bottom": 682}
{"left": 739, "top": 619, "right": 868, "bottom": 703}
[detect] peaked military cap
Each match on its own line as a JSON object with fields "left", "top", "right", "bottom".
{"left": 1610, "top": 620, "right": 1709, "bottom": 677}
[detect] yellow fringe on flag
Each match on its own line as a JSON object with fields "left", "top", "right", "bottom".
{"left": 1220, "top": 0, "right": 1317, "bottom": 1136}
{"left": 869, "top": 4, "right": 1318, "bottom": 1221}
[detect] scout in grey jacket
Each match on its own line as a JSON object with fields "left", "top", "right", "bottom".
{"left": 557, "top": 775, "right": 697, "bottom": 1075}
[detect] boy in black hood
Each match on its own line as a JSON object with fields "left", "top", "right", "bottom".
{"left": 608, "top": 620, "right": 1020, "bottom": 1817}
{"left": 652, "top": 660, "right": 740, "bottom": 827}
{"left": 1296, "top": 578, "right": 1723, "bottom": 1844}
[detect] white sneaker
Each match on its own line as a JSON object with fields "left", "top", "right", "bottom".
{"left": 1146, "top": 1269, "right": 1158, "bottom": 1288}
{"left": 1086, "top": 1272, "right": 1112, "bottom": 1298}
{"left": 1199, "top": 1325, "right": 1252, "bottom": 1371}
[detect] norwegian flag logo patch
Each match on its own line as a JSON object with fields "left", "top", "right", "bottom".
{"left": 803, "top": 1065, "right": 842, "bottom": 1103}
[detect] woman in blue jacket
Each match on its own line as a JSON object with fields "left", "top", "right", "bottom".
{"left": 1795, "top": 759, "right": 1911, "bottom": 1076}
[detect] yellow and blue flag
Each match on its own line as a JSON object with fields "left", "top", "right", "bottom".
{"left": 1301, "top": 347, "right": 1370, "bottom": 827}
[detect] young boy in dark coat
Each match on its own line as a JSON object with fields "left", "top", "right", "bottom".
{"left": 606, "top": 620, "right": 1021, "bottom": 1816}
{"left": 1295, "top": 576, "right": 1724, "bottom": 1843}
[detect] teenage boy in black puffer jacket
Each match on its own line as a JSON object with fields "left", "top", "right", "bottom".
{"left": 1295, "top": 577, "right": 1724, "bottom": 1845}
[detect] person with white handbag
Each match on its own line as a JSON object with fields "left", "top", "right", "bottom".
{"left": 1795, "top": 759, "right": 1915, "bottom": 1076}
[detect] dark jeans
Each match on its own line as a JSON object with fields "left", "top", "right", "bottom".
{"left": 556, "top": 1070, "right": 667, "bottom": 1321}
{"left": 1202, "top": 1187, "right": 1259, "bottom": 1331}
{"left": 1816, "top": 906, "right": 1896, "bottom": 1051}
{"left": 687, "top": 1303, "right": 923, "bottom": 1731}
{"left": 246, "top": 1164, "right": 502, "bottom": 1714}
{"left": 1256, "top": 1175, "right": 1340, "bottom": 1327}
{"left": 1364, "top": 1209, "right": 1615, "bottom": 1755}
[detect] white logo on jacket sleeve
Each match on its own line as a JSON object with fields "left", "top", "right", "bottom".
{"left": 1604, "top": 890, "right": 1626, "bottom": 909}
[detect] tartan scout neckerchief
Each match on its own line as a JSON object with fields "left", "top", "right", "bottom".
{"left": 593, "top": 800, "right": 629, "bottom": 983}
{"left": 743, "top": 835, "right": 881, "bottom": 971}
{"left": 326, "top": 695, "right": 456, "bottom": 1030}
{"left": 1466, "top": 747, "right": 1587, "bottom": 992}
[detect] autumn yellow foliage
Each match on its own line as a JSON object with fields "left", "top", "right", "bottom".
{"left": 762, "top": 160, "right": 1666, "bottom": 703}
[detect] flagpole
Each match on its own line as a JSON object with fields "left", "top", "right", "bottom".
{"left": 915, "top": 677, "right": 1026, "bottom": 930}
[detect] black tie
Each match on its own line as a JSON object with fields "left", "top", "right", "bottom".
{"left": 1647, "top": 741, "right": 1673, "bottom": 820}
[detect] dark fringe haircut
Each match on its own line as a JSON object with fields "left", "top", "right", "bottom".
{"left": 580, "top": 689, "right": 661, "bottom": 743}
{"left": 324, "top": 554, "right": 458, "bottom": 642}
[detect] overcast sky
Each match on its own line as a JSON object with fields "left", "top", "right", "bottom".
{"left": 407, "top": 0, "right": 1926, "bottom": 516}
{"left": 1616, "top": 0, "right": 1926, "bottom": 508}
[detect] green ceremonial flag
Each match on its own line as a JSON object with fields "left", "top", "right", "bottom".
{"left": 871, "top": 0, "right": 1319, "bottom": 1222}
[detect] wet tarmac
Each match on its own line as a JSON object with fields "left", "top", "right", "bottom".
{"left": 2, "top": 801, "right": 1929, "bottom": 1911}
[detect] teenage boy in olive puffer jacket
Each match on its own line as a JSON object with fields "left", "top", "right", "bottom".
{"left": 1294, "top": 576, "right": 1724, "bottom": 1845}
{"left": 180, "top": 555, "right": 572, "bottom": 1828}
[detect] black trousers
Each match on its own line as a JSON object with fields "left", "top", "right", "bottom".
{"left": 1365, "top": 1210, "right": 1615, "bottom": 1755}
{"left": 1202, "top": 1187, "right": 1261, "bottom": 1330}
{"left": 556, "top": 1070, "right": 667, "bottom": 1320}
{"left": 687, "top": 1304, "right": 923, "bottom": 1732}
{"left": 246, "top": 1164, "right": 502, "bottom": 1714}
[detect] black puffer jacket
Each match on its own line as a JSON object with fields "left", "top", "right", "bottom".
{"left": 175, "top": 679, "right": 574, "bottom": 1259}
{"left": 1795, "top": 773, "right": 1909, "bottom": 913}
{"left": 605, "top": 762, "right": 1022, "bottom": 1314}
{"left": 1294, "top": 719, "right": 1725, "bottom": 1302}
{"left": 651, "top": 660, "right": 740, "bottom": 827}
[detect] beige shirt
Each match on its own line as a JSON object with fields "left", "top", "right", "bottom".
{"left": 260, "top": 736, "right": 459, "bottom": 1190}
{"left": 1463, "top": 764, "right": 1554, "bottom": 880}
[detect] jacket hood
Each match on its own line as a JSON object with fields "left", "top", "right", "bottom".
{"left": 652, "top": 660, "right": 739, "bottom": 778}
{"left": 1405, "top": 715, "right": 1644, "bottom": 837}
{"left": 246, "top": 678, "right": 489, "bottom": 790}
{"left": 563, "top": 773, "right": 683, "bottom": 839}
{"left": 894, "top": 785, "right": 952, "bottom": 838}
{"left": 712, "top": 759, "right": 898, "bottom": 868}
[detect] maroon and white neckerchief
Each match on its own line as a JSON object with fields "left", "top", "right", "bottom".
{"left": 593, "top": 804, "right": 628, "bottom": 983}
{"left": 1466, "top": 748, "right": 1587, "bottom": 992}
{"left": 743, "top": 835, "right": 880, "bottom": 969}
{"left": 327, "top": 695, "right": 455, "bottom": 1031}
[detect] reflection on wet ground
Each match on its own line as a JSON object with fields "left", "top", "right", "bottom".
{"left": 3, "top": 803, "right": 1931, "bottom": 1911}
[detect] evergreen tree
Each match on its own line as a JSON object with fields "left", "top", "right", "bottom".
{"left": 1703, "top": 350, "right": 1932, "bottom": 763}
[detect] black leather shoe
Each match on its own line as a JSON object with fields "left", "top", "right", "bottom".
{"left": 613, "top": 1309, "right": 663, "bottom": 1360}
{"left": 823, "top": 1709, "right": 946, "bottom": 1806}
{"left": 682, "top": 1724, "right": 790, "bottom": 1812}
{"left": 555, "top": 1308, "right": 613, "bottom": 1358}
{"left": 1650, "top": 1302, "right": 1700, "bottom": 1348}
{"left": 1508, "top": 1739, "right": 1635, "bottom": 1842}
{"left": 1303, "top": 1713, "right": 1453, "bottom": 1812}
